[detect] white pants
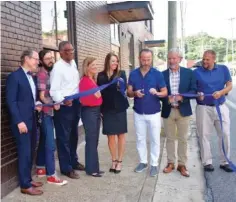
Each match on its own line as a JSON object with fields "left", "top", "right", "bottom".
{"left": 196, "top": 104, "right": 230, "bottom": 165}
{"left": 134, "top": 112, "right": 161, "bottom": 166}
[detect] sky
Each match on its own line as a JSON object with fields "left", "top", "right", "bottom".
{"left": 153, "top": 0, "right": 236, "bottom": 40}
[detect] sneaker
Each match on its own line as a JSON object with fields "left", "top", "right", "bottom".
{"left": 134, "top": 163, "right": 148, "bottom": 173}
{"left": 36, "top": 168, "right": 46, "bottom": 178}
{"left": 150, "top": 166, "right": 158, "bottom": 177}
{"left": 47, "top": 176, "right": 68, "bottom": 186}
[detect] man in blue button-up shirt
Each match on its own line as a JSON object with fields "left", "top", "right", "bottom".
{"left": 194, "top": 50, "right": 233, "bottom": 173}
{"left": 127, "top": 49, "right": 167, "bottom": 177}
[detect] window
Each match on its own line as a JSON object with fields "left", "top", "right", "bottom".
{"left": 110, "top": 22, "right": 119, "bottom": 43}
{"left": 127, "top": 31, "right": 134, "bottom": 70}
{"left": 41, "top": 1, "right": 68, "bottom": 60}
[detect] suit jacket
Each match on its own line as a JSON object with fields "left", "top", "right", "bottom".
{"left": 6, "top": 67, "right": 37, "bottom": 133}
{"left": 97, "top": 70, "right": 129, "bottom": 113}
{"left": 161, "top": 67, "right": 197, "bottom": 118}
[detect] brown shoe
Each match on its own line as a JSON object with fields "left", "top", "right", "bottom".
{"left": 62, "top": 170, "right": 80, "bottom": 179}
{"left": 31, "top": 181, "right": 43, "bottom": 187}
{"left": 73, "top": 162, "right": 85, "bottom": 171}
{"left": 21, "top": 187, "right": 43, "bottom": 195}
{"left": 163, "top": 163, "right": 175, "bottom": 173}
{"left": 177, "top": 165, "right": 190, "bottom": 177}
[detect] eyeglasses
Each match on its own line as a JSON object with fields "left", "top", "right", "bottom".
{"left": 63, "top": 49, "right": 74, "bottom": 52}
{"left": 31, "top": 57, "right": 39, "bottom": 61}
{"left": 43, "top": 57, "right": 55, "bottom": 61}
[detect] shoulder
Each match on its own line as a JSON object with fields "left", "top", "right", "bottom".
{"left": 72, "top": 59, "right": 77, "bottom": 67}
{"left": 181, "top": 67, "right": 193, "bottom": 74}
{"left": 151, "top": 67, "right": 163, "bottom": 77}
{"left": 129, "top": 68, "right": 139, "bottom": 77}
{"left": 162, "top": 68, "right": 168, "bottom": 75}
{"left": 216, "top": 64, "right": 228, "bottom": 71}
{"left": 97, "top": 71, "right": 105, "bottom": 77}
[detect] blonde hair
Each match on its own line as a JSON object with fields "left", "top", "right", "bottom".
{"left": 82, "top": 57, "right": 97, "bottom": 79}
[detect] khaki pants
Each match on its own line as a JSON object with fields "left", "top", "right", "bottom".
{"left": 196, "top": 104, "right": 230, "bottom": 166}
{"left": 163, "top": 108, "right": 190, "bottom": 165}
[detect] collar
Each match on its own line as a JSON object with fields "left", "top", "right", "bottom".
{"left": 169, "top": 67, "right": 180, "bottom": 74}
{"left": 21, "top": 66, "right": 31, "bottom": 75}
{"left": 202, "top": 63, "right": 218, "bottom": 71}
{"left": 60, "top": 58, "right": 74, "bottom": 66}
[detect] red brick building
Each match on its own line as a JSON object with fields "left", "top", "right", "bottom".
{"left": 1, "top": 1, "right": 154, "bottom": 197}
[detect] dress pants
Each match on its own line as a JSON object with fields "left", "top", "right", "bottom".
{"left": 81, "top": 106, "right": 101, "bottom": 174}
{"left": 53, "top": 100, "right": 81, "bottom": 173}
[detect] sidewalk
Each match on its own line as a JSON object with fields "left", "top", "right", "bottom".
{"left": 153, "top": 120, "right": 205, "bottom": 202}
{"left": 2, "top": 107, "right": 205, "bottom": 202}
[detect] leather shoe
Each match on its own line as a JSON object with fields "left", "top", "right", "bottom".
{"left": 204, "top": 164, "right": 214, "bottom": 172}
{"left": 31, "top": 181, "right": 43, "bottom": 187}
{"left": 62, "top": 170, "right": 80, "bottom": 179}
{"left": 163, "top": 163, "right": 175, "bottom": 173}
{"left": 21, "top": 187, "right": 43, "bottom": 195}
{"left": 73, "top": 162, "right": 85, "bottom": 171}
{"left": 177, "top": 165, "right": 190, "bottom": 177}
{"left": 220, "top": 164, "right": 233, "bottom": 172}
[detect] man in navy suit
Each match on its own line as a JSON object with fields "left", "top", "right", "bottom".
{"left": 161, "top": 48, "right": 197, "bottom": 177}
{"left": 6, "top": 50, "right": 43, "bottom": 195}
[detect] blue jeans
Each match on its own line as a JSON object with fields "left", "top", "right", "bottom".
{"left": 36, "top": 113, "right": 56, "bottom": 176}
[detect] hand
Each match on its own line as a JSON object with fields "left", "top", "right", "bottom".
{"left": 197, "top": 92, "right": 204, "bottom": 101}
{"left": 94, "top": 91, "right": 101, "bottom": 98}
{"left": 64, "top": 100, "right": 73, "bottom": 106}
{"left": 17, "top": 122, "right": 28, "bottom": 134}
{"left": 35, "top": 105, "right": 42, "bottom": 112}
{"left": 149, "top": 88, "right": 158, "bottom": 95}
{"left": 54, "top": 104, "right": 60, "bottom": 110}
{"left": 212, "top": 91, "right": 223, "bottom": 99}
{"left": 168, "top": 95, "right": 175, "bottom": 104}
{"left": 134, "top": 89, "right": 145, "bottom": 98}
{"left": 175, "top": 94, "right": 183, "bottom": 102}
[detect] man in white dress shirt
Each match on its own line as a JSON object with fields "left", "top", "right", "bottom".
{"left": 50, "top": 41, "right": 85, "bottom": 179}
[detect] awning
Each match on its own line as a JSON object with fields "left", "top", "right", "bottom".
{"left": 107, "top": 1, "right": 154, "bottom": 23}
{"left": 144, "top": 40, "right": 166, "bottom": 48}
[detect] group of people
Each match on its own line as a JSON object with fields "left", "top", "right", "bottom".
{"left": 6, "top": 40, "right": 233, "bottom": 196}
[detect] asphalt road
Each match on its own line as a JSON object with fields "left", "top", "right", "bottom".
{"left": 204, "top": 82, "right": 236, "bottom": 202}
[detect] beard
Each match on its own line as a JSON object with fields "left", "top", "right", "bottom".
{"left": 42, "top": 62, "right": 54, "bottom": 72}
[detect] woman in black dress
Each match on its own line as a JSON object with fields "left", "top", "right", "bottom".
{"left": 97, "top": 52, "right": 129, "bottom": 174}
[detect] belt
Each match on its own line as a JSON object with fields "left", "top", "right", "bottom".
{"left": 171, "top": 105, "right": 179, "bottom": 109}
{"left": 198, "top": 102, "right": 225, "bottom": 107}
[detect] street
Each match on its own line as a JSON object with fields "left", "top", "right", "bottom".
{"left": 204, "top": 81, "right": 236, "bottom": 202}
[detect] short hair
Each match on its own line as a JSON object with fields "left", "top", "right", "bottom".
{"left": 168, "top": 48, "right": 183, "bottom": 58}
{"left": 139, "top": 49, "right": 153, "bottom": 57}
{"left": 38, "top": 49, "right": 51, "bottom": 67}
{"left": 39, "top": 49, "right": 51, "bottom": 61}
{"left": 204, "top": 50, "right": 216, "bottom": 57}
{"left": 20, "top": 49, "right": 34, "bottom": 65}
{"left": 82, "top": 57, "right": 97, "bottom": 79}
{"left": 58, "top": 41, "right": 72, "bottom": 51}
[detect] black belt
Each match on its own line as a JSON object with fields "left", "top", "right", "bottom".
{"left": 198, "top": 102, "right": 225, "bottom": 107}
{"left": 171, "top": 105, "right": 179, "bottom": 109}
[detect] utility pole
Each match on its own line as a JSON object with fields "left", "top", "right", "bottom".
{"left": 227, "top": 17, "right": 235, "bottom": 62}
{"left": 168, "top": 1, "right": 177, "bottom": 51}
{"left": 180, "top": 1, "right": 187, "bottom": 66}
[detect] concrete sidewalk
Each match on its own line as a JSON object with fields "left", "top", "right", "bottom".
{"left": 153, "top": 122, "right": 205, "bottom": 202}
{"left": 2, "top": 108, "right": 205, "bottom": 202}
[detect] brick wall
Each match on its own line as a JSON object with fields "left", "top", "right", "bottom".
{"left": 74, "top": 1, "right": 111, "bottom": 74}
{"left": 1, "top": 1, "right": 42, "bottom": 197}
{"left": 119, "top": 21, "right": 154, "bottom": 76}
